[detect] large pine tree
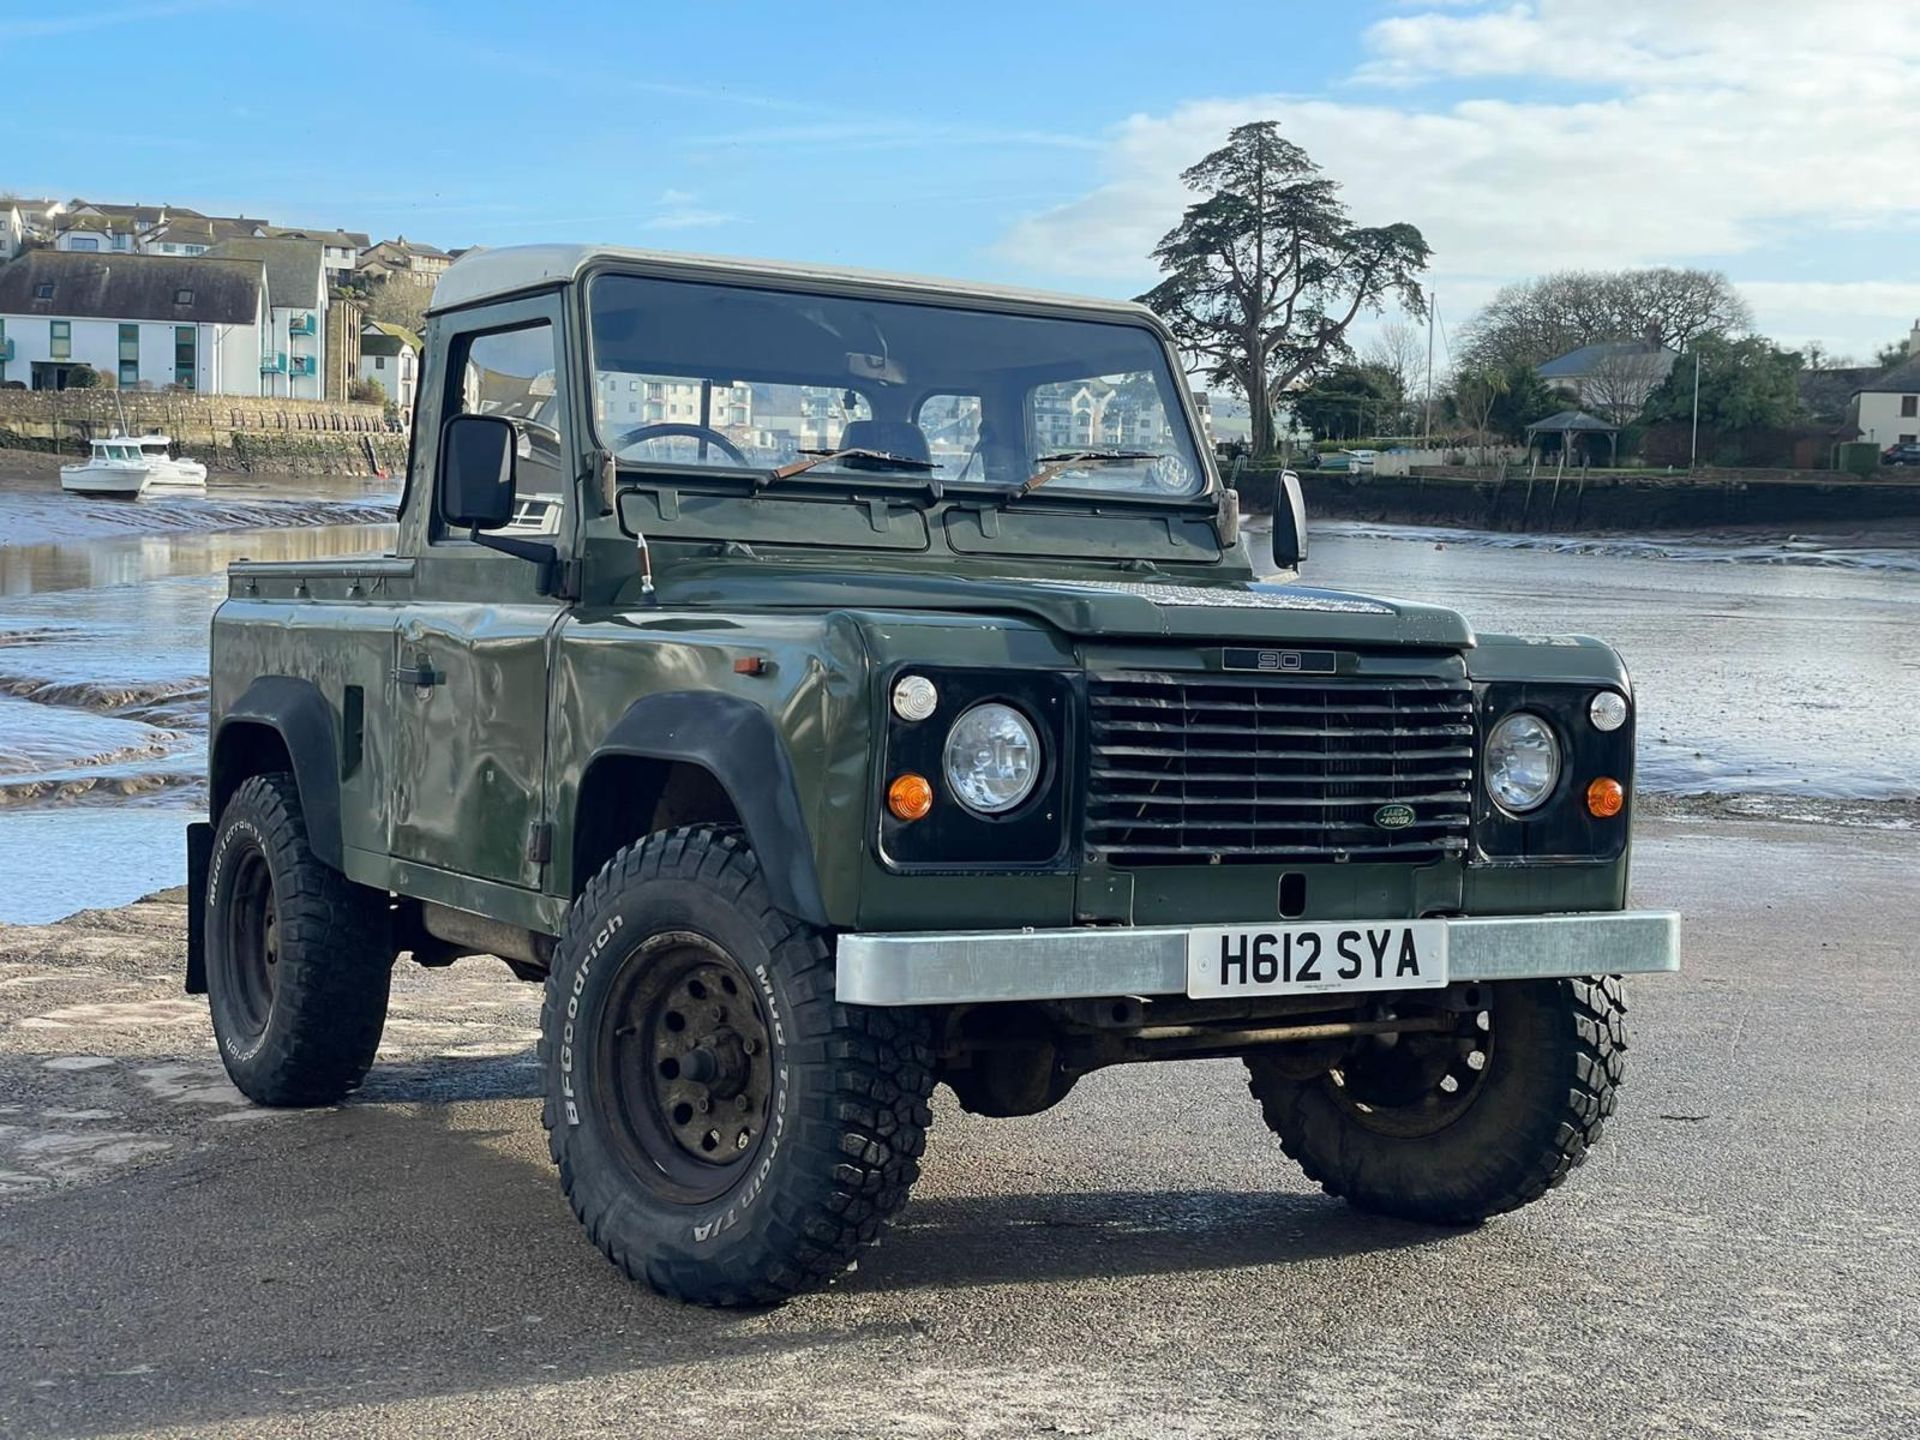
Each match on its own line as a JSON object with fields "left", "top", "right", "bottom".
{"left": 1137, "top": 121, "right": 1430, "bottom": 457}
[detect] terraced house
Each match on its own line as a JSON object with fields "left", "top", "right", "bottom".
{"left": 0, "top": 250, "right": 267, "bottom": 393}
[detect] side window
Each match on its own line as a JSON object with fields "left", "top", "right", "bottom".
{"left": 447, "top": 322, "right": 565, "bottom": 539}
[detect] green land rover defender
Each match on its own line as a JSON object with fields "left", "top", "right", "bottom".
{"left": 187, "top": 245, "right": 1680, "bottom": 1306}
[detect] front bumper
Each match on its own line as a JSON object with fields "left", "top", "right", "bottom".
{"left": 836, "top": 909, "right": 1680, "bottom": 1007}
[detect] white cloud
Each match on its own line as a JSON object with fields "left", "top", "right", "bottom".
{"left": 997, "top": 2, "right": 1920, "bottom": 351}
{"left": 646, "top": 208, "right": 732, "bottom": 232}
{"left": 643, "top": 191, "right": 732, "bottom": 232}
{"left": 1738, "top": 282, "right": 1920, "bottom": 360}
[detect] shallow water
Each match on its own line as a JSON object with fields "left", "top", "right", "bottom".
{"left": 1306, "top": 522, "right": 1920, "bottom": 803}
{"left": 0, "top": 486, "right": 1913, "bottom": 923}
{"left": 0, "top": 473, "right": 396, "bottom": 920}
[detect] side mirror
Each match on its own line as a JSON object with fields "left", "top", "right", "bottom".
{"left": 440, "top": 414, "right": 517, "bottom": 530}
{"left": 1272, "top": 470, "right": 1309, "bottom": 570}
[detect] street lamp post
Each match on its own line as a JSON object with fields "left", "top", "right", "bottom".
{"left": 1688, "top": 350, "right": 1702, "bottom": 470}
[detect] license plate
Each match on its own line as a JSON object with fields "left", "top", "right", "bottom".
{"left": 1186, "top": 921, "right": 1449, "bottom": 999}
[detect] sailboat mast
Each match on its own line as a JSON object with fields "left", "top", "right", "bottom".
{"left": 1422, "top": 289, "right": 1436, "bottom": 446}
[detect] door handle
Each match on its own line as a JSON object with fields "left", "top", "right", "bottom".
{"left": 392, "top": 660, "right": 440, "bottom": 689}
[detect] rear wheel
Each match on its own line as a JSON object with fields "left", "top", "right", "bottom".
{"left": 205, "top": 771, "right": 393, "bottom": 1106}
{"left": 542, "top": 826, "right": 935, "bottom": 1306}
{"left": 1246, "top": 977, "right": 1627, "bottom": 1223}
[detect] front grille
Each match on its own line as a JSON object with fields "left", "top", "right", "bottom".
{"left": 1085, "top": 670, "right": 1475, "bottom": 866}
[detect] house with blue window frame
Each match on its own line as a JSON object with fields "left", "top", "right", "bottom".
{"left": 0, "top": 250, "right": 268, "bottom": 394}
{"left": 205, "top": 237, "right": 328, "bottom": 399}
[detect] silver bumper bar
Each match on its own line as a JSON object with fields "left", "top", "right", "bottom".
{"left": 836, "top": 910, "right": 1680, "bottom": 1007}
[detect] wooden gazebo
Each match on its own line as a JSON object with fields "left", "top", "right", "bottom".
{"left": 1525, "top": 409, "right": 1619, "bottom": 467}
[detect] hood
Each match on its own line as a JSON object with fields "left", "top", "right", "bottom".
{"left": 657, "top": 563, "right": 1475, "bottom": 650}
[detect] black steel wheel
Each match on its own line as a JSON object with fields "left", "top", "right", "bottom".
{"left": 542, "top": 825, "right": 935, "bottom": 1307}
{"left": 598, "top": 934, "right": 776, "bottom": 1203}
{"left": 1247, "top": 977, "right": 1627, "bottom": 1224}
{"left": 216, "top": 844, "right": 279, "bottom": 1044}
{"left": 204, "top": 771, "right": 393, "bottom": 1106}
{"left": 1321, "top": 998, "right": 1495, "bottom": 1140}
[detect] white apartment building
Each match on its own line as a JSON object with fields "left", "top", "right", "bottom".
{"left": 597, "top": 373, "right": 753, "bottom": 432}
{"left": 205, "top": 237, "right": 329, "bottom": 400}
{"left": 0, "top": 250, "right": 267, "bottom": 394}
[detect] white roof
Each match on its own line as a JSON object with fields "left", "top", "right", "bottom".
{"left": 429, "top": 243, "right": 1160, "bottom": 324}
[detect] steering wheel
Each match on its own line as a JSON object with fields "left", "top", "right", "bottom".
{"left": 613, "top": 422, "right": 750, "bottom": 466}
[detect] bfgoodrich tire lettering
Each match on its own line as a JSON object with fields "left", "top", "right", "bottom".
{"left": 1247, "top": 977, "right": 1627, "bottom": 1224}
{"left": 541, "top": 825, "right": 935, "bottom": 1307}
{"left": 204, "top": 771, "right": 393, "bottom": 1106}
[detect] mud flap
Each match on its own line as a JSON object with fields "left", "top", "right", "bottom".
{"left": 185, "top": 821, "right": 212, "bottom": 994}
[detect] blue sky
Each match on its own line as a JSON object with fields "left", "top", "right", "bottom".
{"left": 6, "top": 0, "right": 1918, "bottom": 359}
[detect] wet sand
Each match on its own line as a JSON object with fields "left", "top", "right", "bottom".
{"left": 1, "top": 817, "right": 1915, "bottom": 1438}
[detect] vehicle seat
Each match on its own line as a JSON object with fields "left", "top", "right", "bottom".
{"left": 838, "top": 419, "right": 929, "bottom": 462}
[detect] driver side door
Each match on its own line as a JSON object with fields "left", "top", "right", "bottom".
{"left": 388, "top": 299, "right": 573, "bottom": 890}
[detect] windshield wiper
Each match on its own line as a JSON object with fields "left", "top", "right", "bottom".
{"left": 1019, "top": 449, "right": 1163, "bottom": 495}
{"left": 770, "top": 447, "right": 937, "bottom": 482}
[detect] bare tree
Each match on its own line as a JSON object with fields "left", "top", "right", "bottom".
{"left": 363, "top": 276, "right": 433, "bottom": 334}
{"left": 1460, "top": 267, "right": 1753, "bottom": 372}
{"left": 1363, "top": 320, "right": 1426, "bottom": 431}
{"left": 1801, "top": 341, "right": 1856, "bottom": 372}
{"left": 1580, "top": 346, "right": 1675, "bottom": 422}
{"left": 1451, "top": 367, "right": 1507, "bottom": 468}
{"left": 1611, "top": 268, "right": 1754, "bottom": 351}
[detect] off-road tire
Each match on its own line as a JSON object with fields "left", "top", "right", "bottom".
{"left": 541, "top": 825, "right": 935, "bottom": 1307}
{"left": 205, "top": 771, "right": 393, "bottom": 1106}
{"left": 1247, "top": 977, "right": 1627, "bottom": 1224}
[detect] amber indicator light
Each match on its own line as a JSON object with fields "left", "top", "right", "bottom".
{"left": 887, "top": 773, "right": 934, "bottom": 822}
{"left": 1586, "top": 777, "right": 1625, "bottom": 818}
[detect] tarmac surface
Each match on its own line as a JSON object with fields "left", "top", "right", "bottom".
{"left": 0, "top": 815, "right": 1914, "bottom": 1439}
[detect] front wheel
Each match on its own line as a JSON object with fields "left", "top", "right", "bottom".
{"left": 1247, "top": 977, "right": 1627, "bottom": 1224}
{"left": 541, "top": 826, "right": 935, "bottom": 1306}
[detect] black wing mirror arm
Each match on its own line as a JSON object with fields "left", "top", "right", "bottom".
{"left": 468, "top": 526, "right": 566, "bottom": 599}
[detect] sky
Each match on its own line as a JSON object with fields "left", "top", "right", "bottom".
{"left": 4, "top": 0, "right": 1918, "bottom": 363}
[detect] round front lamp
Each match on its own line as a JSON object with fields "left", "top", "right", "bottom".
{"left": 1486, "top": 712, "right": 1561, "bottom": 814}
{"left": 942, "top": 703, "right": 1041, "bottom": 815}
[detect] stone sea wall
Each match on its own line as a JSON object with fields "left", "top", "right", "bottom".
{"left": 1234, "top": 465, "right": 1920, "bottom": 532}
{"left": 0, "top": 390, "right": 406, "bottom": 475}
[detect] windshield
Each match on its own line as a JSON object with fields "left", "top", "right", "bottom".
{"left": 587, "top": 273, "right": 1207, "bottom": 498}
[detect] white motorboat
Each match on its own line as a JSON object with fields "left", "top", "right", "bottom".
{"left": 59, "top": 433, "right": 208, "bottom": 498}
{"left": 133, "top": 433, "right": 209, "bottom": 491}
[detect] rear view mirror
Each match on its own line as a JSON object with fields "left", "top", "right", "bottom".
{"left": 1272, "top": 470, "right": 1308, "bottom": 570}
{"left": 440, "top": 414, "right": 517, "bottom": 531}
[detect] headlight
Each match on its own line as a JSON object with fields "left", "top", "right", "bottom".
{"left": 1486, "top": 712, "right": 1561, "bottom": 814}
{"left": 942, "top": 703, "right": 1040, "bottom": 814}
